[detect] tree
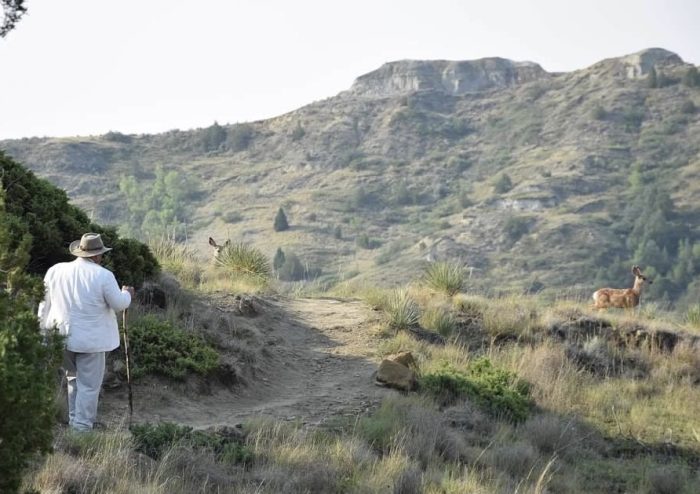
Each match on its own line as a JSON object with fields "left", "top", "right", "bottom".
{"left": 493, "top": 173, "right": 513, "bottom": 194}
{"left": 647, "top": 67, "right": 658, "bottom": 88}
{"left": 0, "top": 191, "right": 64, "bottom": 493}
{"left": 119, "top": 165, "right": 199, "bottom": 240}
{"left": 682, "top": 66, "right": 699, "bottom": 88}
{"left": 273, "top": 207, "right": 289, "bottom": 232}
{"left": 273, "top": 247, "right": 285, "bottom": 270}
{"left": 202, "top": 121, "right": 227, "bottom": 152}
{"left": 1, "top": 0, "right": 26, "bottom": 37}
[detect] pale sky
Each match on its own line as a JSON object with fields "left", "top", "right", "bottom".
{"left": 1, "top": 0, "right": 698, "bottom": 139}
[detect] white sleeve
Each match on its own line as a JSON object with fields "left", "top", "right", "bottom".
{"left": 102, "top": 271, "right": 132, "bottom": 312}
{"left": 37, "top": 292, "right": 51, "bottom": 330}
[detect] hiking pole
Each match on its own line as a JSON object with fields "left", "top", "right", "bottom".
{"left": 122, "top": 308, "right": 134, "bottom": 427}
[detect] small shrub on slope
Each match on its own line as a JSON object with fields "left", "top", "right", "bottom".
{"left": 131, "top": 422, "right": 252, "bottom": 465}
{"left": 420, "top": 357, "right": 532, "bottom": 422}
{"left": 127, "top": 316, "right": 219, "bottom": 379}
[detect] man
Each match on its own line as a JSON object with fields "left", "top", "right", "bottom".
{"left": 38, "top": 233, "right": 135, "bottom": 432}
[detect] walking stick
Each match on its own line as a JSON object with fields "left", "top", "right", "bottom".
{"left": 122, "top": 309, "right": 133, "bottom": 427}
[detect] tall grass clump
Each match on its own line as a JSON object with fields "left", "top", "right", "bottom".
{"left": 424, "top": 261, "right": 465, "bottom": 296}
{"left": 421, "top": 307, "right": 457, "bottom": 337}
{"left": 215, "top": 241, "right": 271, "bottom": 281}
{"left": 148, "top": 237, "right": 202, "bottom": 288}
{"left": 684, "top": 304, "right": 700, "bottom": 329}
{"left": 386, "top": 288, "right": 420, "bottom": 330}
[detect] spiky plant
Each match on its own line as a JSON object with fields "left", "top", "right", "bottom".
{"left": 386, "top": 288, "right": 420, "bottom": 330}
{"left": 685, "top": 304, "right": 700, "bottom": 328}
{"left": 215, "top": 242, "right": 271, "bottom": 280}
{"left": 424, "top": 261, "right": 464, "bottom": 296}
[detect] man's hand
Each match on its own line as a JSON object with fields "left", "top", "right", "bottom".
{"left": 122, "top": 285, "right": 135, "bottom": 298}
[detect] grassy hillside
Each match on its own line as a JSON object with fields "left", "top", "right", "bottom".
{"left": 19, "top": 245, "right": 700, "bottom": 493}
{"left": 2, "top": 48, "right": 700, "bottom": 306}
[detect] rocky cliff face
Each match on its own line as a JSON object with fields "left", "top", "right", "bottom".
{"left": 589, "top": 48, "right": 687, "bottom": 79}
{"left": 348, "top": 58, "right": 551, "bottom": 98}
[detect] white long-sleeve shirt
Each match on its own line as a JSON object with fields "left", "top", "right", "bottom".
{"left": 38, "top": 257, "right": 132, "bottom": 353}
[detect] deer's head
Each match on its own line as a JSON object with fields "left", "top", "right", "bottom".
{"left": 208, "top": 237, "right": 230, "bottom": 259}
{"left": 632, "top": 265, "right": 652, "bottom": 291}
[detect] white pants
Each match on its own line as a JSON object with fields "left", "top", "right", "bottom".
{"left": 63, "top": 350, "right": 106, "bottom": 431}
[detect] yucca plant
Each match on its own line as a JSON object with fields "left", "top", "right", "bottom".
{"left": 685, "top": 304, "right": 700, "bottom": 328}
{"left": 215, "top": 242, "right": 271, "bottom": 280}
{"left": 386, "top": 288, "right": 420, "bottom": 330}
{"left": 424, "top": 261, "right": 465, "bottom": 296}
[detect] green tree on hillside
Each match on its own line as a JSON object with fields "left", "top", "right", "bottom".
{"left": 273, "top": 247, "right": 286, "bottom": 270}
{"left": 202, "top": 121, "right": 227, "bottom": 152}
{"left": 1, "top": 152, "right": 159, "bottom": 287}
{"left": 119, "top": 165, "right": 199, "bottom": 240}
{"left": 0, "top": 192, "right": 63, "bottom": 493}
{"left": 273, "top": 207, "right": 289, "bottom": 232}
{"left": 493, "top": 173, "right": 513, "bottom": 194}
{"left": 647, "top": 67, "right": 658, "bottom": 88}
{"left": 0, "top": 0, "right": 26, "bottom": 37}
{"left": 682, "top": 66, "right": 699, "bottom": 87}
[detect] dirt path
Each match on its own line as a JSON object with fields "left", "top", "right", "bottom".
{"left": 102, "top": 296, "right": 398, "bottom": 428}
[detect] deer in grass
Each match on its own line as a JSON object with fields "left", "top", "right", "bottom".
{"left": 591, "top": 265, "right": 652, "bottom": 310}
{"left": 208, "top": 237, "right": 230, "bottom": 262}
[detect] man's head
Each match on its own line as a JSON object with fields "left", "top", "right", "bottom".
{"left": 69, "top": 233, "right": 112, "bottom": 259}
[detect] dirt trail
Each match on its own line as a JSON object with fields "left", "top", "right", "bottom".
{"left": 102, "top": 296, "right": 398, "bottom": 428}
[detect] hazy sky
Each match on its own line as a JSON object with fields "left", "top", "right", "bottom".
{"left": 1, "top": 0, "right": 698, "bottom": 139}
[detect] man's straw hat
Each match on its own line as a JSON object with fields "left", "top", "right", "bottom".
{"left": 69, "top": 233, "right": 113, "bottom": 257}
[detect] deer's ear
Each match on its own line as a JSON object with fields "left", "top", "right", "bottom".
{"left": 224, "top": 240, "right": 231, "bottom": 246}
{"left": 208, "top": 237, "right": 217, "bottom": 247}
{"left": 632, "top": 265, "right": 640, "bottom": 275}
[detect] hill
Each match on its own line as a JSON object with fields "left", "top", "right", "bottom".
{"left": 2, "top": 47, "right": 700, "bottom": 305}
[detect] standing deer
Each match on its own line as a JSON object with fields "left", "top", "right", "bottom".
{"left": 208, "top": 237, "right": 230, "bottom": 261}
{"left": 591, "top": 265, "right": 652, "bottom": 310}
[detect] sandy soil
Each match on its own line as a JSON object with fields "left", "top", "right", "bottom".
{"left": 101, "top": 295, "right": 398, "bottom": 429}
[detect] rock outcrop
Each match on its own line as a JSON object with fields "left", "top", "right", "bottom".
{"left": 349, "top": 58, "right": 550, "bottom": 98}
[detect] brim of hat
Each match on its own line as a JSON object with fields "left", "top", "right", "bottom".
{"left": 69, "top": 240, "right": 113, "bottom": 257}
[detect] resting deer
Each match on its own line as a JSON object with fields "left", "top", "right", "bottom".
{"left": 591, "top": 265, "right": 652, "bottom": 310}
{"left": 208, "top": 237, "right": 230, "bottom": 261}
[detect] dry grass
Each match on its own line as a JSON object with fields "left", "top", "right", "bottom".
{"left": 25, "top": 282, "right": 700, "bottom": 493}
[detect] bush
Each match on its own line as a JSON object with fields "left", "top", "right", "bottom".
{"left": 424, "top": 261, "right": 464, "bottom": 296}
{"left": 503, "top": 215, "right": 530, "bottom": 243}
{"left": 386, "top": 288, "right": 420, "bottom": 330}
{"left": 680, "top": 100, "right": 696, "bottom": 115}
{"left": 274, "top": 207, "right": 289, "bottom": 232}
{"left": 127, "top": 316, "right": 219, "bottom": 379}
{"left": 277, "top": 252, "right": 321, "bottom": 281}
{"left": 591, "top": 104, "right": 607, "bottom": 120}
{"left": 131, "top": 422, "right": 253, "bottom": 465}
{"left": 214, "top": 241, "right": 271, "bottom": 280}
{"left": 356, "top": 233, "right": 381, "bottom": 250}
{"left": 420, "top": 358, "right": 532, "bottom": 422}
{"left": 227, "top": 123, "right": 254, "bottom": 151}
{"left": 0, "top": 152, "right": 159, "bottom": 288}
{"left": 0, "top": 193, "right": 64, "bottom": 493}
{"left": 493, "top": 173, "right": 513, "bottom": 194}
